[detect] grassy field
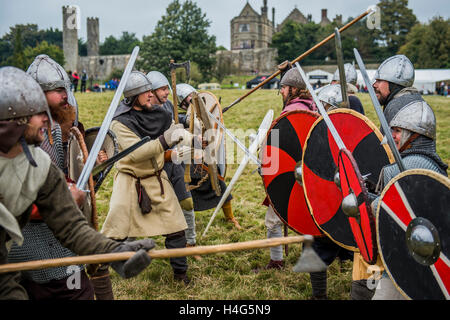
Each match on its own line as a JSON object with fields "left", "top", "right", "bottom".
{"left": 76, "top": 89, "right": 450, "bottom": 300}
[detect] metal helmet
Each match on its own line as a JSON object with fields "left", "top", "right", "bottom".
{"left": 317, "top": 84, "right": 343, "bottom": 108}
{"left": 332, "top": 63, "right": 358, "bottom": 85}
{"left": 147, "top": 71, "right": 171, "bottom": 91}
{"left": 373, "top": 55, "right": 415, "bottom": 87}
{"left": 123, "top": 71, "right": 153, "bottom": 98}
{"left": 0, "top": 66, "right": 50, "bottom": 121}
{"left": 389, "top": 100, "right": 436, "bottom": 140}
{"left": 26, "top": 54, "right": 77, "bottom": 107}
{"left": 176, "top": 83, "right": 197, "bottom": 103}
{"left": 280, "top": 68, "right": 306, "bottom": 90}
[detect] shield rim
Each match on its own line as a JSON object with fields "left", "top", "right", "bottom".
{"left": 375, "top": 168, "right": 450, "bottom": 300}
{"left": 302, "top": 108, "right": 394, "bottom": 251}
{"left": 68, "top": 126, "right": 98, "bottom": 230}
{"left": 84, "top": 126, "right": 119, "bottom": 192}
{"left": 197, "top": 91, "right": 227, "bottom": 178}
{"left": 262, "top": 109, "right": 324, "bottom": 236}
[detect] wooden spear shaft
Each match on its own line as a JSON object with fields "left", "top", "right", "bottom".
{"left": 0, "top": 236, "right": 307, "bottom": 274}
{"left": 222, "top": 9, "right": 372, "bottom": 113}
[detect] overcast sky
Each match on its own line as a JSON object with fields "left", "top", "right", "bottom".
{"left": 1, "top": 0, "right": 448, "bottom": 49}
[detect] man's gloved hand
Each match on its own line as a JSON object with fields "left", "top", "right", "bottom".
{"left": 110, "top": 239, "right": 156, "bottom": 279}
{"left": 163, "top": 123, "right": 186, "bottom": 148}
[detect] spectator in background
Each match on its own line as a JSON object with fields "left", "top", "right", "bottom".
{"left": 68, "top": 71, "right": 74, "bottom": 91}
{"left": 81, "top": 70, "right": 88, "bottom": 93}
{"left": 72, "top": 71, "right": 80, "bottom": 93}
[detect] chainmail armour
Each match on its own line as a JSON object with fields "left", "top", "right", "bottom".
{"left": 8, "top": 123, "right": 83, "bottom": 284}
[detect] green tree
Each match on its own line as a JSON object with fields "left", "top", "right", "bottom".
{"left": 0, "top": 24, "right": 63, "bottom": 65}
{"left": 23, "top": 41, "right": 65, "bottom": 67}
{"left": 138, "top": 0, "right": 217, "bottom": 81}
{"left": 375, "top": 0, "right": 417, "bottom": 59}
{"left": 79, "top": 38, "right": 87, "bottom": 56}
{"left": 270, "top": 20, "right": 320, "bottom": 64}
{"left": 399, "top": 17, "right": 450, "bottom": 68}
{"left": 11, "top": 28, "right": 26, "bottom": 70}
{"left": 99, "top": 32, "right": 141, "bottom": 55}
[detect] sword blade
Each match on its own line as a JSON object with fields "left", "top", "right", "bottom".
{"left": 353, "top": 48, "right": 406, "bottom": 172}
{"left": 77, "top": 46, "right": 140, "bottom": 190}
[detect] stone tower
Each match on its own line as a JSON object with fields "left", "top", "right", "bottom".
{"left": 87, "top": 17, "right": 100, "bottom": 56}
{"left": 62, "top": 5, "right": 79, "bottom": 72}
{"left": 230, "top": 1, "right": 274, "bottom": 50}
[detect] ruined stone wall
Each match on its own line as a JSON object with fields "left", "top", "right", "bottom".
{"left": 78, "top": 54, "right": 131, "bottom": 80}
{"left": 216, "top": 48, "right": 278, "bottom": 75}
{"left": 87, "top": 17, "right": 99, "bottom": 56}
{"left": 62, "top": 5, "right": 79, "bottom": 72}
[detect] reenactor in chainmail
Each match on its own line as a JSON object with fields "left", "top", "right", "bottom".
{"left": 101, "top": 71, "right": 192, "bottom": 284}
{"left": 254, "top": 67, "right": 318, "bottom": 274}
{"left": 146, "top": 73, "right": 200, "bottom": 260}
{"left": 370, "top": 99, "right": 447, "bottom": 300}
{"left": 174, "top": 82, "right": 242, "bottom": 231}
{"left": 0, "top": 66, "right": 155, "bottom": 300}
{"left": 373, "top": 55, "right": 424, "bottom": 119}
{"left": 8, "top": 55, "right": 113, "bottom": 300}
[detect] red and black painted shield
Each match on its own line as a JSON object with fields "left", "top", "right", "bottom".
{"left": 338, "top": 148, "right": 377, "bottom": 264}
{"left": 261, "top": 110, "right": 323, "bottom": 236}
{"left": 376, "top": 169, "right": 450, "bottom": 300}
{"left": 303, "top": 109, "right": 394, "bottom": 250}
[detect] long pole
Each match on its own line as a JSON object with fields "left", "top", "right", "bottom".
{"left": 222, "top": 7, "right": 376, "bottom": 114}
{"left": 0, "top": 236, "right": 307, "bottom": 274}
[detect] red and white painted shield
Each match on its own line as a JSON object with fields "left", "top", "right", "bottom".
{"left": 376, "top": 169, "right": 450, "bottom": 300}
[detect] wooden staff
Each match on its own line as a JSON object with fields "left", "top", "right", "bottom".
{"left": 222, "top": 8, "right": 374, "bottom": 113}
{"left": 0, "top": 236, "right": 307, "bottom": 274}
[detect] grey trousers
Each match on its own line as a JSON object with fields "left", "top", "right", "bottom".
{"left": 182, "top": 209, "right": 197, "bottom": 246}
{"left": 265, "top": 206, "right": 283, "bottom": 261}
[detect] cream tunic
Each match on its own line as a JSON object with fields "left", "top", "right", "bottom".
{"left": 101, "top": 120, "right": 187, "bottom": 239}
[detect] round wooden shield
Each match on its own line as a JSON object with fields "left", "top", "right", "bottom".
{"left": 198, "top": 91, "right": 226, "bottom": 178}
{"left": 303, "top": 109, "right": 394, "bottom": 250}
{"left": 67, "top": 127, "right": 98, "bottom": 230}
{"left": 338, "top": 148, "right": 377, "bottom": 264}
{"left": 376, "top": 169, "right": 450, "bottom": 300}
{"left": 261, "top": 110, "right": 323, "bottom": 236}
{"left": 84, "top": 127, "right": 119, "bottom": 192}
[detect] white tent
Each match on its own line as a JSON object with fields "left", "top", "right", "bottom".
{"left": 413, "top": 69, "right": 450, "bottom": 94}
{"left": 306, "top": 69, "right": 333, "bottom": 85}
{"left": 355, "top": 69, "right": 450, "bottom": 94}
{"left": 356, "top": 70, "right": 376, "bottom": 88}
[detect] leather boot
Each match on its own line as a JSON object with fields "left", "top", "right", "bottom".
{"left": 90, "top": 266, "right": 114, "bottom": 300}
{"left": 252, "top": 259, "right": 284, "bottom": 273}
{"left": 222, "top": 201, "right": 242, "bottom": 230}
{"left": 174, "top": 272, "right": 191, "bottom": 285}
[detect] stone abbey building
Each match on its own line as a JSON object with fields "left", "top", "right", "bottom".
{"left": 61, "top": 2, "right": 343, "bottom": 80}
{"left": 218, "top": 0, "right": 341, "bottom": 74}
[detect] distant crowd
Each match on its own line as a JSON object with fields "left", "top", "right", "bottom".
{"left": 67, "top": 70, "right": 121, "bottom": 93}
